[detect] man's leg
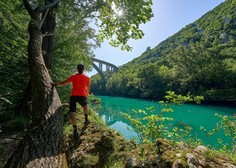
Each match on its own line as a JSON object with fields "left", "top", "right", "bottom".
{"left": 71, "top": 112, "right": 79, "bottom": 137}
{"left": 83, "top": 105, "right": 90, "bottom": 124}
{"left": 80, "top": 97, "right": 90, "bottom": 124}
{"left": 71, "top": 112, "right": 77, "bottom": 126}
{"left": 70, "top": 96, "right": 79, "bottom": 137}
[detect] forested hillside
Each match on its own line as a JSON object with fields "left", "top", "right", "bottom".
{"left": 91, "top": 0, "right": 236, "bottom": 103}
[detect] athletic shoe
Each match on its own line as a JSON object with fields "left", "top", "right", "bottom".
{"left": 73, "top": 129, "right": 80, "bottom": 139}
{"left": 84, "top": 120, "right": 90, "bottom": 125}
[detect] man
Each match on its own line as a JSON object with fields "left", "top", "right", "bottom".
{"left": 55, "top": 64, "right": 90, "bottom": 137}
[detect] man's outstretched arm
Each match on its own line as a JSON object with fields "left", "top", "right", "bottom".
{"left": 54, "top": 79, "right": 70, "bottom": 86}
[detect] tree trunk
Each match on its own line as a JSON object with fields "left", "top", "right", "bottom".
{"left": 4, "top": 15, "right": 67, "bottom": 168}
{"left": 16, "top": 7, "right": 56, "bottom": 118}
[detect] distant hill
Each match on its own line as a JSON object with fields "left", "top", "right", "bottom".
{"left": 91, "top": 0, "right": 236, "bottom": 103}
{"left": 130, "top": 0, "right": 235, "bottom": 63}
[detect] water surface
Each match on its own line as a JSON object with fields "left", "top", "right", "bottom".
{"left": 92, "top": 96, "right": 236, "bottom": 148}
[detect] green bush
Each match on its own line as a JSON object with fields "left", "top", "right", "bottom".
{"left": 0, "top": 145, "right": 5, "bottom": 155}
{"left": 2, "top": 117, "right": 28, "bottom": 131}
{"left": 0, "top": 111, "right": 14, "bottom": 122}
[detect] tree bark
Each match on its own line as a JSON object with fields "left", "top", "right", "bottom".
{"left": 16, "top": 4, "right": 56, "bottom": 117}
{"left": 4, "top": 1, "right": 67, "bottom": 167}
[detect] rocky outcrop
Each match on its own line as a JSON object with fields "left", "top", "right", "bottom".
{"left": 64, "top": 120, "right": 135, "bottom": 168}
{"left": 63, "top": 117, "right": 236, "bottom": 168}
{"left": 124, "top": 139, "right": 236, "bottom": 168}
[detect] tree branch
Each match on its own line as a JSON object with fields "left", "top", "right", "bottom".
{"left": 23, "top": 0, "right": 38, "bottom": 20}
{"left": 39, "top": 8, "right": 49, "bottom": 29}
{"left": 35, "top": 0, "right": 60, "bottom": 14}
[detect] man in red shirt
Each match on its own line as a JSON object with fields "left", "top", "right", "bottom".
{"left": 55, "top": 64, "right": 90, "bottom": 138}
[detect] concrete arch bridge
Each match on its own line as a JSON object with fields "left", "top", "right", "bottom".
{"left": 91, "top": 57, "right": 118, "bottom": 79}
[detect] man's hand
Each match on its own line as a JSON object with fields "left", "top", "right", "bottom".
{"left": 51, "top": 82, "right": 57, "bottom": 87}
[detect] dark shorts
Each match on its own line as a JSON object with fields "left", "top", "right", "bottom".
{"left": 69, "top": 96, "right": 87, "bottom": 112}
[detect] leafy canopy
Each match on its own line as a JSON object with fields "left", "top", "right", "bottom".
{"left": 97, "top": 0, "right": 153, "bottom": 50}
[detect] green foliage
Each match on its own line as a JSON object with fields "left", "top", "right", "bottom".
{"left": 121, "top": 106, "right": 173, "bottom": 143}
{"left": 122, "top": 91, "right": 203, "bottom": 145}
{"left": 0, "top": 1, "right": 29, "bottom": 114}
{"left": 201, "top": 113, "right": 236, "bottom": 154}
{"left": 170, "top": 43, "right": 232, "bottom": 93}
{"left": 0, "top": 146, "right": 4, "bottom": 155}
{"left": 203, "top": 147, "right": 236, "bottom": 165}
{"left": 2, "top": 117, "right": 29, "bottom": 132}
{"left": 160, "top": 91, "right": 204, "bottom": 146}
{"left": 51, "top": 0, "right": 98, "bottom": 102}
{"left": 163, "top": 91, "right": 204, "bottom": 105}
{"left": 0, "top": 111, "right": 14, "bottom": 122}
{"left": 98, "top": 0, "right": 153, "bottom": 50}
{"left": 88, "top": 93, "right": 101, "bottom": 105}
{"left": 205, "top": 88, "right": 236, "bottom": 101}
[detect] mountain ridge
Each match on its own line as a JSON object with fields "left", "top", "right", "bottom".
{"left": 129, "top": 0, "right": 235, "bottom": 64}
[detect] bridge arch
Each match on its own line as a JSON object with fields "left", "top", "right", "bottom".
{"left": 91, "top": 57, "right": 118, "bottom": 78}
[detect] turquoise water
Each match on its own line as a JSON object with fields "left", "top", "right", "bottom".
{"left": 92, "top": 96, "right": 236, "bottom": 148}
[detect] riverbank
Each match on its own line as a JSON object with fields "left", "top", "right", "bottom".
{"left": 1, "top": 109, "right": 236, "bottom": 167}
{"left": 96, "top": 88, "right": 236, "bottom": 107}
{"left": 200, "top": 88, "right": 235, "bottom": 107}
{"left": 201, "top": 100, "right": 236, "bottom": 107}
{"left": 54, "top": 110, "right": 236, "bottom": 167}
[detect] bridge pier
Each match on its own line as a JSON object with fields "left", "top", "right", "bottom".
{"left": 99, "top": 62, "right": 102, "bottom": 71}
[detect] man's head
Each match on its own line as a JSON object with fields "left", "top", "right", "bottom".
{"left": 77, "top": 64, "right": 84, "bottom": 74}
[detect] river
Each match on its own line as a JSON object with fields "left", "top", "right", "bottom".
{"left": 91, "top": 95, "right": 236, "bottom": 149}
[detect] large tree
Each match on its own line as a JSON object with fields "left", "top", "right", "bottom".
{"left": 4, "top": 0, "right": 66, "bottom": 167}
{"left": 4, "top": 0, "right": 153, "bottom": 167}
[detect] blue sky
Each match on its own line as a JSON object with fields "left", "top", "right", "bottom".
{"left": 86, "top": 0, "right": 224, "bottom": 76}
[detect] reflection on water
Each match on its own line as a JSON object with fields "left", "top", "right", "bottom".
{"left": 91, "top": 96, "right": 236, "bottom": 148}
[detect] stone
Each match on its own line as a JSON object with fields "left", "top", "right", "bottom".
{"left": 177, "top": 141, "right": 186, "bottom": 149}
{"left": 223, "top": 163, "right": 236, "bottom": 168}
{"left": 126, "top": 157, "right": 138, "bottom": 168}
{"left": 186, "top": 153, "right": 199, "bottom": 168}
{"left": 176, "top": 153, "right": 182, "bottom": 158}
{"left": 172, "top": 159, "right": 185, "bottom": 168}
{"left": 195, "top": 145, "right": 208, "bottom": 153}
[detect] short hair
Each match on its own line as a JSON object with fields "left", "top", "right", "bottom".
{"left": 77, "top": 64, "right": 84, "bottom": 74}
